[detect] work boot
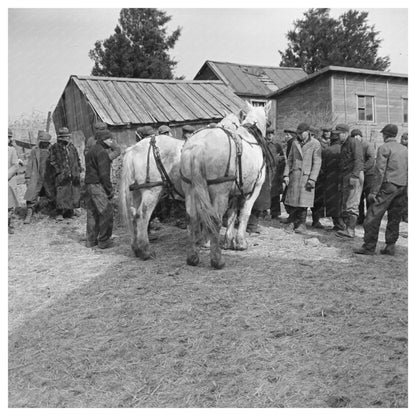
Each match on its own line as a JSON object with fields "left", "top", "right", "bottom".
{"left": 280, "top": 214, "right": 295, "bottom": 224}
{"left": 294, "top": 223, "right": 308, "bottom": 234}
{"left": 24, "top": 207, "right": 33, "bottom": 224}
{"left": 86, "top": 240, "right": 98, "bottom": 248}
{"left": 354, "top": 246, "right": 375, "bottom": 255}
{"left": 312, "top": 220, "right": 324, "bottom": 229}
{"left": 380, "top": 244, "right": 395, "bottom": 256}
{"left": 293, "top": 209, "right": 308, "bottom": 234}
{"left": 98, "top": 239, "right": 115, "bottom": 249}
{"left": 247, "top": 212, "right": 260, "bottom": 234}
{"left": 336, "top": 215, "right": 357, "bottom": 238}
{"left": 332, "top": 217, "right": 346, "bottom": 231}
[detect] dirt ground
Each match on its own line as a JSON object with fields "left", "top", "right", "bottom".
{"left": 8, "top": 186, "right": 408, "bottom": 408}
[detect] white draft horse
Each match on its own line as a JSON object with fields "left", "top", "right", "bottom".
{"left": 180, "top": 102, "right": 271, "bottom": 269}
{"left": 119, "top": 114, "right": 241, "bottom": 260}
{"left": 119, "top": 134, "right": 184, "bottom": 260}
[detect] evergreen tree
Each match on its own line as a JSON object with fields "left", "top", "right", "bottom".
{"left": 89, "top": 8, "right": 182, "bottom": 78}
{"left": 279, "top": 8, "right": 390, "bottom": 74}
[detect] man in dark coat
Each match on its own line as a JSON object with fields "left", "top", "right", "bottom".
{"left": 311, "top": 127, "right": 331, "bottom": 228}
{"left": 283, "top": 122, "right": 322, "bottom": 234}
{"left": 352, "top": 129, "right": 376, "bottom": 225}
{"left": 136, "top": 126, "right": 155, "bottom": 142}
{"left": 334, "top": 124, "right": 364, "bottom": 238}
{"left": 85, "top": 121, "right": 121, "bottom": 161}
{"left": 84, "top": 130, "right": 115, "bottom": 249}
{"left": 23, "top": 131, "right": 53, "bottom": 224}
{"left": 400, "top": 132, "right": 408, "bottom": 223}
{"left": 322, "top": 131, "right": 344, "bottom": 231}
{"left": 46, "top": 127, "right": 82, "bottom": 220}
{"left": 355, "top": 124, "right": 408, "bottom": 255}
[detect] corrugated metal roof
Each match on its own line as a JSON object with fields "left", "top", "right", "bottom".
{"left": 194, "top": 61, "right": 307, "bottom": 97}
{"left": 268, "top": 65, "right": 408, "bottom": 98}
{"left": 69, "top": 75, "right": 247, "bottom": 126}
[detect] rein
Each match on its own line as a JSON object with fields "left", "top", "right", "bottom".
{"left": 129, "top": 136, "right": 184, "bottom": 199}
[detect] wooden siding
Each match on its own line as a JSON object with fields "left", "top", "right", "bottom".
{"left": 275, "top": 75, "right": 332, "bottom": 138}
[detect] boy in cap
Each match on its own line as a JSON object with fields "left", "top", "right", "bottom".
{"left": 334, "top": 124, "right": 364, "bottom": 238}
{"left": 282, "top": 122, "right": 322, "bottom": 233}
{"left": 23, "top": 131, "right": 53, "bottom": 224}
{"left": 181, "top": 125, "right": 195, "bottom": 140}
{"left": 355, "top": 124, "right": 407, "bottom": 255}
{"left": 158, "top": 125, "right": 172, "bottom": 136}
{"left": 84, "top": 130, "right": 116, "bottom": 249}
{"left": 46, "top": 127, "right": 82, "bottom": 220}
{"left": 136, "top": 126, "right": 155, "bottom": 142}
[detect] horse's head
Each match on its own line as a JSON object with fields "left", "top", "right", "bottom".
{"left": 240, "top": 101, "right": 271, "bottom": 137}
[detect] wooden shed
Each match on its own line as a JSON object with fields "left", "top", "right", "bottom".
{"left": 267, "top": 66, "right": 408, "bottom": 145}
{"left": 52, "top": 75, "right": 247, "bottom": 156}
{"left": 194, "top": 60, "right": 307, "bottom": 130}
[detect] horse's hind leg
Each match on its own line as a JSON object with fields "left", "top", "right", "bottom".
{"left": 185, "top": 191, "right": 200, "bottom": 266}
{"left": 209, "top": 190, "right": 229, "bottom": 269}
{"left": 223, "top": 198, "right": 238, "bottom": 250}
{"left": 131, "top": 188, "right": 161, "bottom": 260}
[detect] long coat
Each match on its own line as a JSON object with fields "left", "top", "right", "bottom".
{"left": 322, "top": 141, "right": 343, "bottom": 217}
{"left": 46, "top": 141, "right": 81, "bottom": 210}
{"left": 24, "top": 147, "right": 51, "bottom": 202}
{"left": 8, "top": 146, "right": 19, "bottom": 209}
{"left": 284, "top": 137, "right": 322, "bottom": 208}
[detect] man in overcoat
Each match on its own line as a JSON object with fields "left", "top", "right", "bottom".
{"left": 355, "top": 124, "right": 408, "bottom": 255}
{"left": 283, "top": 122, "right": 322, "bottom": 234}
{"left": 334, "top": 124, "right": 364, "bottom": 238}
{"left": 46, "top": 127, "right": 82, "bottom": 220}
{"left": 8, "top": 128, "right": 22, "bottom": 234}
{"left": 23, "top": 131, "right": 53, "bottom": 224}
{"left": 322, "top": 131, "right": 344, "bottom": 231}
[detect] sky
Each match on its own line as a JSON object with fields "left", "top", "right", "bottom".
{"left": 7, "top": 5, "right": 409, "bottom": 121}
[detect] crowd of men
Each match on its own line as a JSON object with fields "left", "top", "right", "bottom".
{"left": 8, "top": 120, "right": 408, "bottom": 256}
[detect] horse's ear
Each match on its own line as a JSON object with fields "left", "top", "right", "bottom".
{"left": 264, "top": 101, "right": 272, "bottom": 117}
{"left": 238, "top": 109, "right": 246, "bottom": 124}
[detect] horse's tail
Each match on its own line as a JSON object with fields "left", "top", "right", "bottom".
{"left": 187, "top": 148, "right": 220, "bottom": 239}
{"left": 119, "top": 148, "right": 135, "bottom": 234}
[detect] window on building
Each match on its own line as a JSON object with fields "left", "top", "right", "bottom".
{"left": 403, "top": 98, "right": 408, "bottom": 123}
{"left": 250, "top": 100, "right": 266, "bottom": 107}
{"left": 357, "top": 95, "right": 374, "bottom": 122}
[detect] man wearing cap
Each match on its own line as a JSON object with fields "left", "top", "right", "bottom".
{"left": 322, "top": 131, "right": 344, "bottom": 231}
{"left": 46, "top": 127, "right": 82, "bottom": 220}
{"left": 158, "top": 125, "right": 172, "bottom": 136}
{"left": 84, "top": 130, "right": 116, "bottom": 249}
{"left": 350, "top": 129, "right": 376, "bottom": 225}
{"left": 181, "top": 125, "right": 195, "bottom": 140}
{"left": 23, "top": 131, "right": 53, "bottom": 224}
{"left": 400, "top": 132, "right": 408, "bottom": 223}
{"left": 355, "top": 124, "right": 408, "bottom": 256}
{"left": 311, "top": 127, "right": 331, "bottom": 228}
{"left": 8, "top": 128, "right": 23, "bottom": 234}
{"left": 136, "top": 126, "right": 155, "bottom": 142}
{"left": 85, "top": 121, "right": 121, "bottom": 161}
{"left": 282, "top": 122, "right": 322, "bottom": 233}
{"left": 334, "top": 124, "right": 364, "bottom": 238}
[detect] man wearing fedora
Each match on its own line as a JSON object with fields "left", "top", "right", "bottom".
{"left": 47, "top": 127, "right": 82, "bottom": 220}
{"left": 282, "top": 122, "right": 322, "bottom": 234}
{"left": 355, "top": 124, "right": 408, "bottom": 255}
{"left": 334, "top": 124, "right": 364, "bottom": 238}
{"left": 23, "top": 131, "right": 53, "bottom": 224}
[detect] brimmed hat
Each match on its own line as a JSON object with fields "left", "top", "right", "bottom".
{"left": 8, "top": 128, "right": 13, "bottom": 137}
{"left": 182, "top": 125, "right": 195, "bottom": 133}
{"left": 95, "top": 130, "right": 113, "bottom": 142}
{"left": 266, "top": 126, "right": 275, "bottom": 134}
{"left": 57, "top": 127, "right": 71, "bottom": 138}
{"left": 333, "top": 123, "right": 349, "bottom": 134}
{"left": 296, "top": 122, "right": 310, "bottom": 134}
{"left": 350, "top": 129, "right": 363, "bottom": 137}
{"left": 322, "top": 127, "right": 331, "bottom": 132}
{"left": 94, "top": 121, "right": 107, "bottom": 131}
{"left": 158, "top": 125, "right": 171, "bottom": 135}
{"left": 137, "top": 126, "right": 155, "bottom": 138}
{"left": 381, "top": 124, "right": 398, "bottom": 138}
{"left": 37, "top": 131, "right": 51, "bottom": 142}
{"left": 283, "top": 129, "right": 297, "bottom": 136}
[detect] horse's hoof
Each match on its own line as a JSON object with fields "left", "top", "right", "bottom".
{"left": 187, "top": 254, "right": 199, "bottom": 266}
{"left": 211, "top": 258, "right": 225, "bottom": 269}
{"left": 234, "top": 241, "right": 248, "bottom": 251}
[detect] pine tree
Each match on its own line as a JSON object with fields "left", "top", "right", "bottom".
{"left": 279, "top": 8, "right": 390, "bottom": 74}
{"left": 89, "top": 8, "right": 182, "bottom": 79}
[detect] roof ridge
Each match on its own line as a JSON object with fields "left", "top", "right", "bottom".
{"left": 72, "top": 75, "right": 225, "bottom": 84}
{"left": 207, "top": 60, "right": 305, "bottom": 71}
